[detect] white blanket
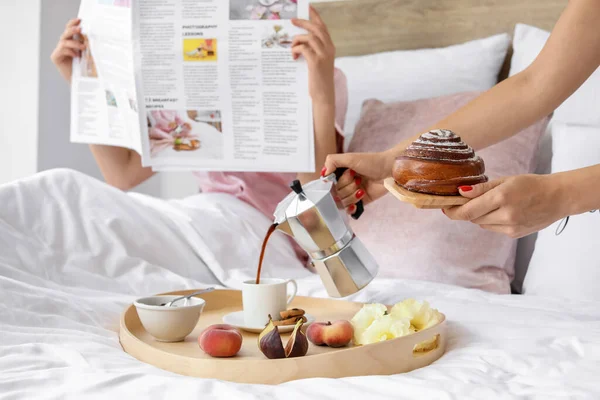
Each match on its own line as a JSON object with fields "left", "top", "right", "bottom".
{"left": 1, "top": 169, "right": 600, "bottom": 399}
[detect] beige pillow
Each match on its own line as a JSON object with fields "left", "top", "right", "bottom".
{"left": 348, "top": 91, "right": 550, "bottom": 294}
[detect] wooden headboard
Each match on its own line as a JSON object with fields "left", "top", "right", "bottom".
{"left": 314, "top": 0, "right": 568, "bottom": 78}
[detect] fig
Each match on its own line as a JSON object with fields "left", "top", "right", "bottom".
{"left": 258, "top": 315, "right": 286, "bottom": 359}
{"left": 258, "top": 315, "right": 309, "bottom": 359}
{"left": 284, "top": 318, "right": 309, "bottom": 358}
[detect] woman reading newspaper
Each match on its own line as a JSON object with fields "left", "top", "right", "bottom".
{"left": 51, "top": 7, "right": 356, "bottom": 279}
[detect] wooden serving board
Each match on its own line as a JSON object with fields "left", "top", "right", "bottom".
{"left": 119, "top": 289, "right": 447, "bottom": 384}
{"left": 384, "top": 177, "right": 469, "bottom": 209}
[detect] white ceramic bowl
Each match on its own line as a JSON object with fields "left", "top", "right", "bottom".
{"left": 134, "top": 295, "right": 206, "bottom": 342}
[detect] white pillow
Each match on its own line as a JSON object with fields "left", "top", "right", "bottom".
{"left": 335, "top": 33, "right": 511, "bottom": 142}
{"left": 523, "top": 122, "right": 600, "bottom": 301}
{"left": 511, "top": 120, "right": 554, "bottom": 294}
{"left": 509, "top": 23, "right": 600, "bottom": 126}
{"left": 509, "top": 22, "right": 600, "bottom": 292}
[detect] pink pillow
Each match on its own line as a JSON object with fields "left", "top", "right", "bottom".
{"left": 348, "top": 91, "right": 550, "bottom": 294}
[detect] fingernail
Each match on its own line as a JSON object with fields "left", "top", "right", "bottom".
{"left": 356, "top": 189, "right": 365, "bottom": 199}
{"left": 442, "top": 209, "right": 446, "bottom": 215}
{"left": 355, "top": 177, "right": 362, "bottom": 186}
{"left": 333, "top": 196, "right": 341, "bottom": 202}
{"left": 320, "top": 166, "right": 327, "bottom": 177}
{"left": 459, "top": 186, "right": 473, "bottom": 192}
{"left": 349, "top": 170, "right": 356, "bottom": 178}
{"left": 348, "top": 205, "right": 357, "bottom": 214}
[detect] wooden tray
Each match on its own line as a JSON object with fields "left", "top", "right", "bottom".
{"left": 384, "top": 177, "right": 469, "bottom": 209}
{"left": 119, "top": 289, "right": 447, "bottom": 384}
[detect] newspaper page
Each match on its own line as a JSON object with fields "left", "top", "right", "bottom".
{"left": 131, "top": 0, "right": 314, "bottom": 172}
{"left": 70, "top": 0, "right": 142, "bottom": 154}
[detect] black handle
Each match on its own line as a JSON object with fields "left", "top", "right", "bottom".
{"left": 290, "top": 179, "right": 303, "bottom": 194}
{"left": 333, "top": 168, "right": 364, "bottom": 220}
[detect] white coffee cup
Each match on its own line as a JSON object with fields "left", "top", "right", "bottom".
{"left": 242, "top": 278, "right": 298, "bottom": 327}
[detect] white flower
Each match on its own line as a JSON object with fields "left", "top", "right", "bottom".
{"left": 350, "top": 303, "right": 387, "bottom": 343}
{"left": 390, "top": 299, "right": 442, "bottom": 330}
{"left": 356, "top": 314, "right": 411, "bottom": 345}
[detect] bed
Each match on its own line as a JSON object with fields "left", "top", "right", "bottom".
{"left": 4, "top": 0, "right": 600, "bottom": 398}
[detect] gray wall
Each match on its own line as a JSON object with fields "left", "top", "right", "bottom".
{"left": 37, "top": 0, "right": 100, "bottom": 179}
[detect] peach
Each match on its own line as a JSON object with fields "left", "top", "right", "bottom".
{"left": 306, "top": 320, "right": 353, "bottom": 348}
{"left": 198, "top": 324, "right": 243, "bottom": 357}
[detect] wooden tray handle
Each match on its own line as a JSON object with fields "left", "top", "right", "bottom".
{"left": 412, "top": 334, "right": 440, "bottom": 357}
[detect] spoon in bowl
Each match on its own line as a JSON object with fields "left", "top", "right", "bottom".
{"left": 160, "top": 287, "right": 215, "bottom": 307}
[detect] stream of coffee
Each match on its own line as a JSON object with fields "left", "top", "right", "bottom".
{"left": 256, "top": 223, "right": 278, "bottom": 285}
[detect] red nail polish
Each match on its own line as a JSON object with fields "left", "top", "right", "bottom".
{"left": 356, "top": 189, "right": 365, "bottom": 199}
{"left": 459, "top": 186, "right": 473, "bottom": 192}
{"left": 349, "top": 170, "right": 356, "bottom": 178}
{"left": 348, "top": 205, "right": 357, "bottom": 214}
{"left": 320, "top": 167, "right": 327, "bottom": 177}
{"left": 355, "top": 177, "right": 362, "bottom": 186}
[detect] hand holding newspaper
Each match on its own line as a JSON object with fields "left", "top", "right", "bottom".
{"left": 70, "top": 0, "right": 314, "bottom": 173}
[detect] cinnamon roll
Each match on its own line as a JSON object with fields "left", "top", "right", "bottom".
{"left": 392, "top": 129, "right": 488, "bottom": 196}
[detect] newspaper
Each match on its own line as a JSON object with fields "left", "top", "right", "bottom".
{"left": 70, "top": 0, "right": 314, "bottom": 173}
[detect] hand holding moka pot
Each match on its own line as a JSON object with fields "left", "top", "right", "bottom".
{"left": 273, "top": 169, "right": 379, "bottom": 298}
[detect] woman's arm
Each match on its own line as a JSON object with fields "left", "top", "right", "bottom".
{"left": 291, "top": 6, "right": 338, "bottom": 184}
{"left": 441, "top": 163, "right": 600, "bottom": 239}
{"left": 88, "top": 145, "right": 154, "bottom": 190}
{"left": 422, "top": 0, "right": 600, "bottom": 151}
{"left": 324, "top": 0, "right": 600, "bottom": 210}
{"left": 51, "top": 18, "right": 154, "bottom": 191}
{"left": 565, "top": 164, "right": 600, "bottom": 216}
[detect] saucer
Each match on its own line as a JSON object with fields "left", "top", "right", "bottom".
{"left": 222, "top": 311, "right": 315, "bottom": 333}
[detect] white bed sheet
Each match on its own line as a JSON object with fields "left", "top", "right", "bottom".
{"left": 1, "top": 169, "right": 600, "bottom": 400}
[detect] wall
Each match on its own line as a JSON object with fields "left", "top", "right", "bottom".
{"left": 0, "top": 0, "right": 41, "bottom": 184}
{"left": 37, "top": 0, "right": 99, "bottom": 180}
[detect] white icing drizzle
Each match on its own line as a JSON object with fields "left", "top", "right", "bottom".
{"left": 403, "top": 129, "right": 482, "bottom": 162}
{"left": 421, "top": 129, "right": 455, "bottom": 139}
{"left": 405, "top": 153, "right": 481, "bottom": 162}
{"left": 413, "top": 139, "right": 467, "bottom": 147}
{"left": 409, "top": 144, "right": 472, "bottom": 153}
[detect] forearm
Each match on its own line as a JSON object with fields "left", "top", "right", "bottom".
{"left": 89, "top": 145, "right": 154, "bottom": 190}
{"left": 426, "top": 72, "right": 551, "bottom": 151}
{"left": 380, "top": 0, "right": 600, "bottom": 178}
{"left": 381, "top": 72, "right": 547, "bottom": 170}
{"left": 297, "top": 102, "right": 337, "bottom": 184}
{"left": 558, "top": 164, "right": 600, "bottom": 217}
